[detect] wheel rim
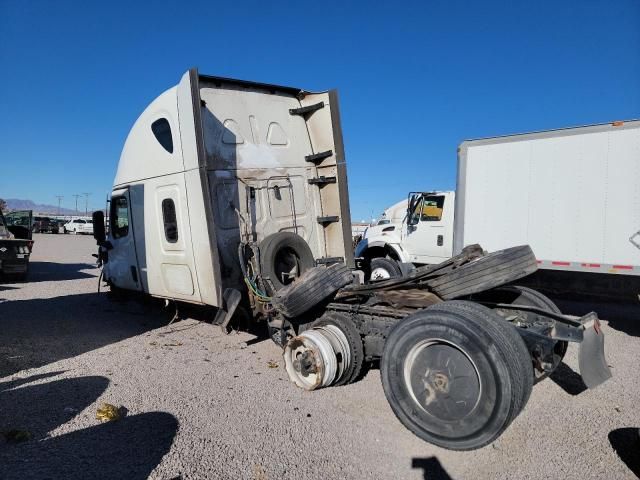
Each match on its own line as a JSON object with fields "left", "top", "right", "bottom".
{"left": 283, "top": 325, "right": 352, "bottom": 390}
{"left": 371, "top": 267, "right": 391, "bottom": 281}
{"left": 403, "top": 339, "right": 481, "bottom": 422}
{"left": 274, "top": 246, "right": 300, "bottom": 286}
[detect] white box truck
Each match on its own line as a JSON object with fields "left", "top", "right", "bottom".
{"left": 93, "top": 69, "right": 610, "bottom": 451}
{"left": 357, "top": 120, "right": 640, "bottom": 298}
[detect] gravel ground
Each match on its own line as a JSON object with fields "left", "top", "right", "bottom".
{"left": 1, "top": 234, "right": 639, "bottom": 480}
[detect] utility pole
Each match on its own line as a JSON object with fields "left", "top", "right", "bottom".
{"left": 73, "top": 194, "right": 80, "bottom": 215}
{"left": 55, "top": 195, "right": 63, "bottom": 216}
{"left": 83, "top": 193, "right": 91, "bottom": 216}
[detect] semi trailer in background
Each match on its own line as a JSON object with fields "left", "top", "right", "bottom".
{"left": 357, "top": 120, "right": 640, "bottom": 299}
{"left": 93, "top": 69, "right": 610, "bottom": 451}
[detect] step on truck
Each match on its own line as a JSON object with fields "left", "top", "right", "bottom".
{"left": 93, "top": 69, "right": 612, "bottom": 450}
{"left": 357, "top": 120, "right": 640, "bottom": 299}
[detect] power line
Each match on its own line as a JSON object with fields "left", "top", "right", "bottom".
{"left": 73, "top": 194, "right": 81, "bottom": 215}
{"left": 83, "top": 193, "right": 91, "bottom": 216}
{"left": 55, "top": 195, "right": 63, "bottom": 216}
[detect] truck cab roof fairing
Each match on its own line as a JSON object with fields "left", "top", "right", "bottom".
{"left": 114, "top": 86, "right": 184, "bottom": 187}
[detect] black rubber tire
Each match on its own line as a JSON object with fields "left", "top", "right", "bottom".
{"left": 381, "top": 304, "right": 527, "bottom": 451}
{"left": 489, "top": 285, "right": 568, "bottom": 380}
{"left": 369, "top": 257, "right": 402, "bottom": 282}
{"left": 259, "top": 232, "right": 315, "bottom": 294}
{"left": 428, "top": 245, "right": 537, "bottom": 300}
{"left": 305, "top": 312, "right": 365, "bottom": 386}
{"left": 427, "top": 300, "right": 533, "bottom": 418}
{"left": 272, "top": 264, "right": 353, "bottom": 318}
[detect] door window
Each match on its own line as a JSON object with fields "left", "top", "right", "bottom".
{"left": 419, "top": 196, "right": 445, "bottom": 222}
{"left": 161, "top": 199, "right": 178, "bottom": 243}
{"left": 111, "top": 196, "right": 130, "bottom": 238}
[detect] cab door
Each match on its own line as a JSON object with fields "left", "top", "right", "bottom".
{"left": 4, "top": 210, "right": 33, "bottom": 240}
{"left": 105, "top": 188, "right": 143, "bottom": 291}
{"left": 402, "top": 193, "right": 453, "bottom": 264}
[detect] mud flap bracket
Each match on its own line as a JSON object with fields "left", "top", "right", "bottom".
{"left": 214, "top": 288, "right": 242, "bottom": 334}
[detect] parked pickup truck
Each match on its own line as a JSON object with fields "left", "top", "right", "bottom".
{"left": 33, "top": 216, "right": 60, "bottom": 234}
{"left": 357, "top": 120, "right": 640, "bottom": 299}
{"left": 93, "top": 69, "right": 611, "bottom": 451}
{"left": 0, "top": 209, "right": 33, "bottom": 280}
{"left": 64, "top": 218, "right": 94, "bottom": 235}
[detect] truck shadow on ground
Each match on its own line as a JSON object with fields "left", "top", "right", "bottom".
{"left": 0, "top": 292, "right": 171, "bottom": 378}
{"left": 550, "top": 297, "right": 640, "bottom": 338}
{"left": 0, "top": 372, "right": 178, "bottom": 480}
{"left": 549, "top": 363, "right": 587, "bottom": 396}
{"left": 411, "top": 457, "right": 454, "bottom": 480}
{"left": 608, "top": 427, "right": 640, "bottom": 478}
{"left": 0, "top": 373, "right": 109, "bottom": 440}
{"left": 26, "top": 261, "right": 98, "bottom": 283}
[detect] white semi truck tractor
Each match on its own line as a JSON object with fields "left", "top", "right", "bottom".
{"left": 93, "top": 69, "right": 611, "bottom": 451}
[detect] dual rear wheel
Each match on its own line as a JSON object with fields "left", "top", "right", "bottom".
{"left": 381, "top": 300, "right": 534, "bottom": 451}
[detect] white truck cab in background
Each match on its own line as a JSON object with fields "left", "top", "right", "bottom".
{"left": 355, "top": 191, "right": 455, "bottom": 279}
{"left": 97, "top": 69, "right": 352, "bottom": 311}
{"left": 357, "top": 120, "right": 640, "bottom": 298}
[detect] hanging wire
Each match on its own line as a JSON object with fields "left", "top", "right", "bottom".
{"left": 238, "top": 242, "right": 271, "bottom": 302}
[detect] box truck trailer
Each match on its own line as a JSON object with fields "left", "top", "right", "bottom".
{"left": 357, "top": 120, "right": 640, "bottom": 298}
{"left": 93, "top": 69, "right": 610, "bottom": 450}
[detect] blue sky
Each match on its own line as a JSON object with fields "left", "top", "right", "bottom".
{"left": 1, "top": 0, "right": 638, "bottom": 220}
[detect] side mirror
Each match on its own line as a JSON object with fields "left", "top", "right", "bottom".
{"left": 92, "top": 210, "right": 106, "bottom": 243}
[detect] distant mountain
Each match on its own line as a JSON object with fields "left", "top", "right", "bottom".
{"left": 3, "top": 198, "right": 79, "bottom": 215}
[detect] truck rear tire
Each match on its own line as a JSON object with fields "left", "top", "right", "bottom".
{"left": 272, "top": 264, "right": 353, "bottom": 318}
{"left": 369, "top": 257, "right": 402, "bottom": 281}
{"left": 427, "top": 300, "right": 533, "bottom": 416}
{"left": 381, "top": 303, "right": 531, "bottom": 450}
{"left": 427, "top": 245, "right": 537, "bottom": 300}
{"left": 259, "top": 232, "right": 315, "bottom": 293}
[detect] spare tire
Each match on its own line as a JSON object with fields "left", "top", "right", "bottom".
{"left": 259, "top": 232, "right": 315, "bottom": 294}
{"left": 427, "top": 245, "right": 537, "bottom": 300}
{"left": 272, "top": 264, "right": 353, "bottom": 318}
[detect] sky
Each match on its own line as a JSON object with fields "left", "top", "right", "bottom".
{"left": 1, "top": 0, "right": 639, "bottom": 220}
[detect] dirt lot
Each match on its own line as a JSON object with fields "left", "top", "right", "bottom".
{"left": 1, "top": 234, "right": 639, "bottom": 479}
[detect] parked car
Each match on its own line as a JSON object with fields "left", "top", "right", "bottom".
{"left": 33, "top": 216, "right": 59, "bottom": 234}
{"left": 64, "top": 219, "right": 94, "bottom": 235}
